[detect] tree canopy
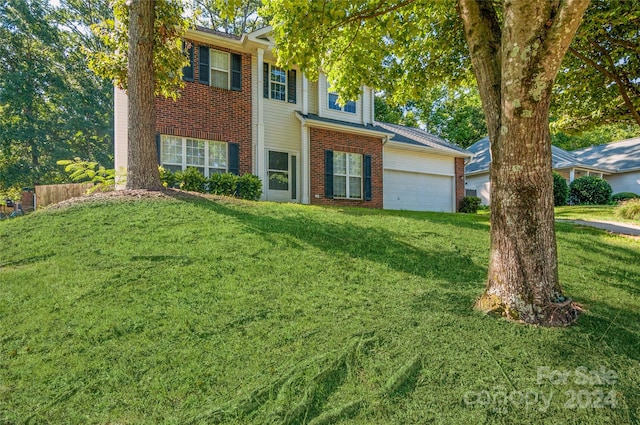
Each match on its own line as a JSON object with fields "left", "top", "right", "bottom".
{"left": 89, "top": 0, "right": 192, "bottom": 100}
{"left": 191, "top": 0, "right": 263, "bottom": 35}
{"left": 553, "top": 0, "right": 640, "bottom": 133}
{"left": 0, "top": 0, "right": 113, "bottom": 193}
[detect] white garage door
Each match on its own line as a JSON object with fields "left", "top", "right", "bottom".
{"left": 384, "top": 170, "right": 454, "bottom": 212}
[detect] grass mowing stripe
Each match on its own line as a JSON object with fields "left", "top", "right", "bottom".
{"left": 0, "top": 196, "right": 638, "bottom": 424}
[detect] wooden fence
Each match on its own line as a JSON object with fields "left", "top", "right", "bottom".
{"left": 35, "top": 183, "right": 93, "bottom": 209}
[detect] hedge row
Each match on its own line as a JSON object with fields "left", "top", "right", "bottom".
{"left": 159, "top": 167, "right": 262, "bottom": 201}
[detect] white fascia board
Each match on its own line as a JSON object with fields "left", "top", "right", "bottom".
{"left": 296, "top": 114, "right": 393, "bottom": 140}
{"left": 185, "top": 29, "right": 244, "bottom": 50}
{"left": 554, "top": 165, "right": 612, "bottom": 175}
{"left": 385, "top": 140, "right": 472, "bottom": 159}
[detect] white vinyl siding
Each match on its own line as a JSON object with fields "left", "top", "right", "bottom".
{"left": 383, "top": 145, "right": 455, "bottom": 176}
{"left": 307, "top": 80, "right": 318, "bottom": 114}
{"left": 113, "top": 88, "right": 128, "bottom": 180}
{"left": 465, "top": 173, "right": 491, "bottom": 205}
{"left": 606, "top": 171, "right": 640, "bottom": 194}
{"left": 262, "top": 63, "right": 302, "bottom": 153}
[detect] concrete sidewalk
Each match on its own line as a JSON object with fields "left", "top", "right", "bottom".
{"left": 556, "top": 219, "right": 640, "bottom": 237}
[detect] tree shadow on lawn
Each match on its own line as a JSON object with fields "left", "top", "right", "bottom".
{"left": 165, "top": 193, "right": 487, "bottom": 288}
{"left": 339, "top": 206, "right": 491, "bottom": 233}
{"left": 557, "top": 225, "right": 640, "bottom": 300}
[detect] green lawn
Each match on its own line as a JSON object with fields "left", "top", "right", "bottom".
{"left": 1, "top": 193, "right": 639, "bottom": 424}
{"left": 555, "top": 205, "right": 639, "bottom": 225}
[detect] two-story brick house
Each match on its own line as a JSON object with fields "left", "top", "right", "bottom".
{"left": 114, "top": 26, "right": 471, "bottom": 212}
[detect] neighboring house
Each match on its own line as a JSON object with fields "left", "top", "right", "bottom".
{"left": 464, "top": 137, "right": 613, "bottom": 205}
{"left": 571, "top": 137, "right": 640, "bottom": 195}
{"left": 114, "top": 26, "right": 472, "bottom": 212}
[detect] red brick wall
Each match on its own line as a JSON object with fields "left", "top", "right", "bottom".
{"left": 309, "top": 128, "right": 383, "bottom": 208}
{"left": 155, "top": 40, "right": 252, "bottom": 174}
{"left": 455, "top": 157, "right": 465, "bottom": 212}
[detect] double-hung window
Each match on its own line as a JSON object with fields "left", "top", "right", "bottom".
{"left": 211, "top": 50, "right": 230, "bottom": 89}
{"left": 270, "top": 66, "right": 286, "bottom": 100}
{"left": 333, "top": 152, "right": 363, "bottom": 199}
{"left": 160, "top": 135, "right": 235, "bottom": 177}
{"left": 263, "top": 63, "right": 297, "bottom": 103}
{"left": 328, "top": 92, "right": 357, "bottom": 113}
{"left": 324, "top": 150, "right": 372, "bottom": 201}
{"left": 197, "top": 45, "right": 242, "bottom": 91}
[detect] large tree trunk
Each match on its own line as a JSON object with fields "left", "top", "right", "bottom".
{"left": 126, "top": 0, "right": 161, "bottom": 190}
{"left": 457, "top": 0, "right": 590, "bottom": 326}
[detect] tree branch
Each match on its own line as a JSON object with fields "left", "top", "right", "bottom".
{"left": 456, "top": 0, "right": 502, "bottom": 142}
{"left": 538, "top": 0, "right": 590, "bottom": 80}
{"left": 570, "top": 46, "right": 640, "bottom": 127}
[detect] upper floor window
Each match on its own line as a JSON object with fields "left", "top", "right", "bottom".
{"left": 328, "top": 92, "right": 356, "bottom": 113}
{"left": 270, "top": 66, "right": 286, "bottom": 100}
{"left": 263, "top": 63, "right": 297, "bottom": 103}
{"left": 211, "top": 50, "right": 230, "bottom": 89}
{"left": 195, "top": 45, "right": 242, "bottom": 91}
{"left": 160, "top": 135, "right": 239, "bottom": 176}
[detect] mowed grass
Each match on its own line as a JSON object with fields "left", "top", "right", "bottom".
{"left": 1, "top": 194, "right": 639, "bottom": 424}
{"left": 555, "top": 205, "right": 639, "bottom": 224}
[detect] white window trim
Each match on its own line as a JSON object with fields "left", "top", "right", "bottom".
{"left": 334, "top": 152, "right": 363, "bottom": 199}
{"left": 328, "top": 92, "right": 357, "bottom": 114}
{"left": 210, "top": 50, "right": 230, "bottom": 90}
{"left": 161, "top": 135, "right": 228, "bottom": 177}
{"left": 267, "top": 63, "right": 287, "bottom": 101}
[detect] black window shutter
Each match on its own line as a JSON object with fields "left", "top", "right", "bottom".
{"left": 364, "top": 154, "right": 372, "bottom": 201}
{"left": 198, "top": 46, "right": 209, "bottom": 85}
{"left": 228, "top": 143, "right": 240, "bottom": 175}
{"left": 325, "top": 150, "right": 334, "bottom": 199}
{"left": 231, "top": 53, "right": 242, "bottom": 91}
{"left": 156, "top": 133, "right": 161, "bottom": 165}
{"left": 182, "top": 42, "right": 194, "bottom": 81}
{"left": 287, "top": 69, "right": 297, "bottom": 103}
{"left": 263, "top": 63, "right": 269, "bottom": 98}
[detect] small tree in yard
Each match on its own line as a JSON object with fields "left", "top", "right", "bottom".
{"left": 264, "top": 0, "right": 590, "bottom": 325}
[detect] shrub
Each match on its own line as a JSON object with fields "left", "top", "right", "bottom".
{"left": 553, "top": 172, "right": 568, "bottom": 206}
{"left": 611, "top": 192, "right": 639, "bottom": 203}
{"left": 569, "top": 176, "right": 612, "bottom": 205}
{"left": 460, "top": 196, "right": 481, "bottom": 213}
{"left": 616, "top": 199, "right": 640, "bottom": 221}
{"left": 177, "top": 167, "right": 207, "bottom": 192}
{"left": 236, "top": 174, "right": 262, "bottom": 200}
{"left": 207, "top": 173, "right": 237, "bottom": 196}
{"left": 159, "top": 168, "right": 262, "bottom": 200}
{"left": 159, "top": 166, "right": 178, "bottom": 188}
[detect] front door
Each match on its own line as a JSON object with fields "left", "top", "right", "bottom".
{"left": 266, "top": 150, "right": 298, "bottom": 202}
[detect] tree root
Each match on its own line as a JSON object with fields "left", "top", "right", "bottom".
{"left": 475, "top": 293, "right": 583, "bottom": 327}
